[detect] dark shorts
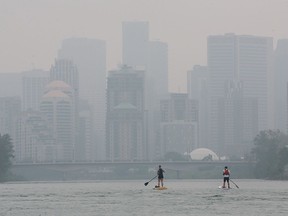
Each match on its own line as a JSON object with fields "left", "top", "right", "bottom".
{"left": 224, "top": 177, "right": 229, "bottom": 182}
{"left": 158, "top": 175, "right": 164, "bottom": 179}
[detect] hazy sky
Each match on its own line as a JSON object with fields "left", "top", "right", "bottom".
{"left": 1, "top": 0, "right": 288, "bottom": 91}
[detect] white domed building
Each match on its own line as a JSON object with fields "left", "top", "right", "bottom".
{"left": 190, "top": 148, "right": 219, "bottom": 161}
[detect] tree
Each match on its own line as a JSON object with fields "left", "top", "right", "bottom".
{"left": 0, "top": 134, "right": 14, "bottom": 182}
{"left": 252, "top": 130, "right": 288, "bottom": 179}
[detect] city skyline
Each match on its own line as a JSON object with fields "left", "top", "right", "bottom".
{"left": 1, "top": 0, "right": 288, "bottom": 91}
{"left": 2, "top": 1, "right": 288, "bottom": 163}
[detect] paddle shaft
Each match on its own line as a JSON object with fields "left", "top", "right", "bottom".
{"left": 230, "top": 179, "right": 239, "bottom": 188}
{"left": 144, "top": 175, "right": 157, "bottom": 186}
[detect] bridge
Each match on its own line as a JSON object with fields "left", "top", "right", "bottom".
{"left": 11, "top": 161, "right": 255, "bottom": 181}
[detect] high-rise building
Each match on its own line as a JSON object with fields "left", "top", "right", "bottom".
{"left": 122, "top": 21, "right": 149, "bottom": 68}
{"left": 147, "top": 41, "right": 169, "bottom": 104}
{"left": 146, "top": 41, "right": 169, "bottom": 160}
{"left": 160, "top": 93, "right": 198, "bottom": 157}
{"left": 0, "top": 73, "right": 21, "bottom": 97}
{"left": 50, "top": 59, "right": 79, "bottom": 93}
{"left": 0, "top": 96, "right": 21, "bottom": 152}
{"left": 0, "top": 96, "right": 21, "bottom": 134}
{"left": 58, "top": 38, "right": 106, "bottom": 161}
{"left": 217, "top": 81, "right": 258, "bottom": 157}
{"left": 122, "top": 22, "right": 169, "bottom": 101}
{"left": 286, "top": 83, "right": 288, "bottom": 133}
{"left": 207, "top": 34, "right": 273, "bottom": 155}
{"left": 187, "top": 65, "right": 209, "bottom": 148}
{"left": 106, "top": 65, "right": 147, "bottom": 161}
{"left": 40, "top": 81, "right": 75, "bottom": 162}
{"left": 22, "top": 69, "right": 49, "bottom": 111}
{"left": 49, "top": 59, "right": 80, "bottom": 160}
{"left": 274, "top": 39, "right": 288, "bottom": 133}
{"left": 16, "top": 110, "right": 55, "bottom": 163}
{"left": 78, "top": 99, "right": 94, "bottom": 162}
{"left": 122, "top": 21, "right": 169, "bottom": 160}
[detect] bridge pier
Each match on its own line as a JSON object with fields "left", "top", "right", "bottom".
{"left": 176, "top": 170, "right": 180, "bottom": 179}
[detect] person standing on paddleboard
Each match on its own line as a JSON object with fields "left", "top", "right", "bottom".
{"left": 157, "top": 165, "right": 165, "bottom": 187}
{"left": 222, "top": 166, "right": 230, "bottom": 188}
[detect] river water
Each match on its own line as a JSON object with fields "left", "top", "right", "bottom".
{"left": 0, "top": 179, "right": 287, "bottom": 216}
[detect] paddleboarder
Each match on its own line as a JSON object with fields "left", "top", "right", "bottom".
{"left": 157, "top": 165, "right": 165, "bottom": 187}
{"left": 222, "top": 166, "right": 230, "bottom": 188}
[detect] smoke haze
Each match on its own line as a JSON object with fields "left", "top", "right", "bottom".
{"left": 1, "top": 0, "right": 288, "bottom": 91}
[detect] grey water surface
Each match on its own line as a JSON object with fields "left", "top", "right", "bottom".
{"left": 1, "top": 179, "right": 287, "bottom": 216}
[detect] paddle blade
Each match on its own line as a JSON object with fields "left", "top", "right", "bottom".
{"left": 144, "top": 182, "right": 149, "bottom": 186}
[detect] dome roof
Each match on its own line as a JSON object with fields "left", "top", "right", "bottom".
{"left": 42, "top": 90, "right": 70, "bottom": 99}
{"left": 45, "top": 80, "right": 72, "bottom": 92}
{"left": 190, "top": 148, "right": 219, "bottom": 161}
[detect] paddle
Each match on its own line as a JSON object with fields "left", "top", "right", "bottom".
{"left": 230, "top": 179, "right": 239, "bottom": 188}
{"left": 144, "top": 175, "right": 157, "bottom": 186}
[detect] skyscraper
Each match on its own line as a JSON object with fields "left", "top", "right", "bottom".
{"left": 78, "top": 101, "right": 94, "bottom": 162}
{"left": 207, "top": 34, "right": 273, "bottom": 156}
{"left": 0, "top": 73, "right": 21, "bottom": 97}
{"left": 122, "top": 21, "right": 169, "bottom": 160}
{"left": 122, "top": 21, "right": 149, "bottom": 68}
{"left": 187, "top": 65, "right": 209, "bottom": 148}
{"left": 0, "top": 96, "right": 21, "bottom": 137}
{"left": 22, "top": 69, "right": 49, "bottom": 111}
{"left": 17, "top": 110, "right": 55, "bottom": 163}
{"left": 106, "top": 65, "right": 147, "bottom": 161}
{"left": 274, "top": 39, "right": 288, "bottom": 133}
{"left": 160, "top": 93, "right": 198, "bottom": 157}
{"left": 146, "top": 40, "right": 169, "bottom": 160}
{"left": 217, "top": 81, "right": 258, "bottom": 157}
{"left": 40, "top": 81, "right": 75, "bottom": 162}
{"left": 0, "top": 96, "right": 21, "bottom": 160}
{"left": 50, "top": 59, "right": 79, "bottom": 93}
{"left": 122, "top": 22, "right": 169, "bottom": 100}
{"left": 49, "top": 59, "right": 80, "bottom": 160}
{"left": 147, "top": 40, "right": 169, "bottom": 105}
{"left": 58, "top": 38, "right": 106, "bottom": 161}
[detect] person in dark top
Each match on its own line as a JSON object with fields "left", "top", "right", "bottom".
{"left": 222, "top": 166, "right": 230, "bottom": 188}
{"left": 157, "top": 165, "right": 165, "bottom": 187}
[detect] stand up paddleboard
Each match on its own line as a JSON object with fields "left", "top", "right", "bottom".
{"left": 153, "top": 186, "right": 168, "bottom": 190}
{"left": 218, "top": 186, "right": 231, "bottom": 190}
